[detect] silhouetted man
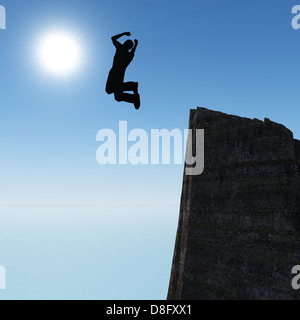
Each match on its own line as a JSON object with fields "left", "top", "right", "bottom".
{"left": 106, "top": 32, "right": 140, "bottom": 110}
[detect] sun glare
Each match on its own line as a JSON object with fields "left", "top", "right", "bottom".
{"left": 38, "top": 31, "right": 82, "bottom": 76}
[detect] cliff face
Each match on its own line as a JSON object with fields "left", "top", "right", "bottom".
{"left": 168, "top": 107, "right": 300, "bottom": 300}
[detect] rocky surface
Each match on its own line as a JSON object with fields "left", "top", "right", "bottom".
{"left": 167, "top": 107, "right": 300, "bottom": 300}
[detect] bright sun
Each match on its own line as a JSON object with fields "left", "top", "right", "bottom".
{"left": 38, "top": 31, "right": 82, "bottom": 76}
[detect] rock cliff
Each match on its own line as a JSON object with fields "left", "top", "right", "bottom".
{"left": 168, "top": 107, "right": 300, "bottom": 300}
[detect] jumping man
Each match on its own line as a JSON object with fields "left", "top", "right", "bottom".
{"left": 105, "top": 32, "right": 140, "bottom": 110}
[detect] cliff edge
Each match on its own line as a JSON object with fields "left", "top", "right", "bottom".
{"left": 168, "top": 107, "right": 300, "bottom": 300}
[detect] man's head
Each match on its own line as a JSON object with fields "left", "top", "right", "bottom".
{"left": 123, "top": 40, "right": 134, "bottom": 51}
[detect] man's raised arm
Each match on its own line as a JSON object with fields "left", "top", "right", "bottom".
{"left": 131, "top": 39, "right": 138, "bottom": 54}
{"left": 112, "top": 32, "right": 131, "bottom": 47}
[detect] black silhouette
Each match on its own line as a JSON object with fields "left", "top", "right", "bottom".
{"left": 106, "top": 32, "right": 140, "bottom": 110}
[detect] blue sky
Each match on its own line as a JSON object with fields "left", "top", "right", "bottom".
{"left": 0, "top": 0, "right": 300, "bottom": 206}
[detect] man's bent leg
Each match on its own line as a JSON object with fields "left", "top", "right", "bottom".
{"left": 121, "top": 82, "right": 138, "bottom": 94}
{"left": 114, "top": 91, "right": 136, "bottom": 104}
